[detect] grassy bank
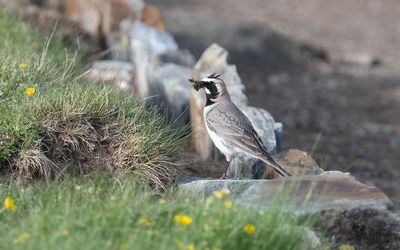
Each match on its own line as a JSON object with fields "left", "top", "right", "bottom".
{"left": 0, "top": 176, "right": 314, "bottom": 250}
{"left": 0, "top": 8, "right": 323, "bottom": 250}
{"left": 0, "top": 10, "right": 186, "bottom": 189}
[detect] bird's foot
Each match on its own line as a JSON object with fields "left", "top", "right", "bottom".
{"left": 220, "top": 173, "right": 228, "bottom": 179}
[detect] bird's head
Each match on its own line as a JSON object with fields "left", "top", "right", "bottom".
{"left": 189, "top": 73, "right": 228, "bottom": 101}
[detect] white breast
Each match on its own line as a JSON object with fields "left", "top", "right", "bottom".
{"left": 204, "top": 104, "right": 235, "bottom": 161}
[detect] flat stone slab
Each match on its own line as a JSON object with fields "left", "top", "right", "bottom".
{"left": 179, "top": 175, "right": 393, "bottom": 213}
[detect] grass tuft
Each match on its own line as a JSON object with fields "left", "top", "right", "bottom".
{"left": 0, "top": 175, "right": 317, "bottom": 250}
{"left": 0, "top": 10, "right": 188, "bottom": 189}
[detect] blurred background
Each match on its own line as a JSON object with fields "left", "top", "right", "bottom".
{"left": 147, "top": 0, "right": 400, "bottom": 204}
{"left": 4, "top": 0, "right": 400, "bottom": 204}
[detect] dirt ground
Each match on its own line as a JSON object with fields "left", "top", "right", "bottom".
{"left": 148, "top": 0, "right": 400, "bottom": 204}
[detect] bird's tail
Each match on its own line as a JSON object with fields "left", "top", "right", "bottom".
{"left": 260, "top": 155, "right": 292, "bottom": 177}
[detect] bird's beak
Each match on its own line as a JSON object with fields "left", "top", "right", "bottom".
{"left": 188, "top": 78, "right": 205, "bottom": 91}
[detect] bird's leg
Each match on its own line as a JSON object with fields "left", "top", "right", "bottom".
{"left": 220, "top": 163, "right": 230, "bottom": 179}
{"left": 220, "top": 156, "right": 231, "bottom": 179}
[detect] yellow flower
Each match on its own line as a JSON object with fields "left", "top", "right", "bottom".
{"left": 213, "top": 189, "right": 230, "bottom": 199}
{"left": 187, "top": 243, "right": 196, "bottom": 250}
{"left": 159, "top": 198, "right": 166, "bottom": 205}
{"left": 224, "top": 200, "right": 233, "bottom": 209}
{"left": 15, "top": 232, "right": 30, "bottom": 244}
{"left": 4, "top": 197, "right": 16, "bottom": 212}
{"left": 25, "top": 87, "right": 36, "bottom": 96}
{"left": 62, "top": 229, "right": 69, "bottom": 236}
{"left": 243, "top": 224, "right": 256, "bottom": 235}
{"left": 138, "top": 217, "right": 152, "bottom": 226}
{"left": 339, "top": 245, "right": 355, "bottom": 250}
{"left": 19, "top": 63, "right": 28, "bottom": 69}
{"left": 174, "top": 214, "right": 192, "bottom": 226}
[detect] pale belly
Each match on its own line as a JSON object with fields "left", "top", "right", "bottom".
{"left": 203, "top": 105, "right": 244, "bottom": 161}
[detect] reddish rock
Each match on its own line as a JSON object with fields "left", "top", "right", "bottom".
{"left": 266, "top": 149, "right": 323, "bottom": 179}
{"left": 138, "top": 4, "right": 166, "bottom": 32}
{"left": 65, "top": 0, "right": 145, "bottom": 37}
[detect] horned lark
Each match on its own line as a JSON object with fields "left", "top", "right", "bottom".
{"left": 189, "top": 73, "right": 291, "bottom": 177}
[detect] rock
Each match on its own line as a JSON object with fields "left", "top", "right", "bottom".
{"left": 149, "top": 63, "right": 191, "bottom": 127}
{"left": 130, "top": 21, "right": 178, "bottom": 58}
{"left": 179, "top": 175, "right": 398, "bottom": 249}
{"left": 318, "top": 208, "right": 400, "bottom": 250}
{"left": 88, "top": 60, "right": 135, "bottom": 90}
{"left": 130, "top": 36, "right": 151, "bottom": 97}
{"left": 65, "top": 0, "right": 101, "bottom": 36}
{"left": 242, "top": 107, "right": 278, "bottom": 153}
{"left": 106, "top": 32, "right": 131, "bottom": 61}
{"left": 274, "top": 122, "right": 283, "bottom": 153}
{"left": 138, "top": 4, "right": 165, "bottom": 31}
{"left": 65, "top": 0, "right": 144, "bottom": 36}
{"left": 190, "top": 44, "right": 250, "bottom": 160}
{"left": 101, "top": 0, "right": 144, "bottom": 34}
{"left": 274, "top": 149, "right": 323, "bottom": 176}
{"left": 179, "top": 175, "right": 393, "bottom": 212}
{"left": 129, "top": 21, "right": 178, "bottom": 97}
{"left": 159, "top": 49, "right": 196, "bottom": 68}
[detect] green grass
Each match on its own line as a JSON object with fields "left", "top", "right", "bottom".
{"left": 0, "top": 176, "right": 315, "bottom": 250}
{"left": 0, "top": 8, "right": 323, "bottom": 250}
{"left": 0, "top": 9, "right": 187, "bottom": 188}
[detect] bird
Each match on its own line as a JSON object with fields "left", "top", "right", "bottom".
{"left": 189, "top": 73, "right": 291, "bottom": 178}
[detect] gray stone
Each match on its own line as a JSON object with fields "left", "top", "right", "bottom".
{"left": 274, "top": 122, "right": 283, "bottom": 153}
{"left": 241, "top": 106, "right": 277, "bottom": 153}
{"left": 179, "top": 174, "right": 399, "bottom": 249}
{"left": 128, "top": 21, "right": 179, "bottom": 97}
{"left": 159, "top": 49, "right": 196, "bottom": 67}
{"left": 179, "top": 175, "right": 393, "bottom": 213}
{"left": 130, "top": 21, "right": 178, "bottom": 57}
{"left": 88, "top": 60, "right": 135, "bottom": 90}
{"left": 318, "top": 208, "right": 400, "bottom": 250}
{"left": 106, "top": 31, "right": 131, "bottom": 61}
{"left": 149, "top": 63, "right": 191, "bottom": 127}
{"left": 130, "top": 35, "right": 151, "bottom": 97}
